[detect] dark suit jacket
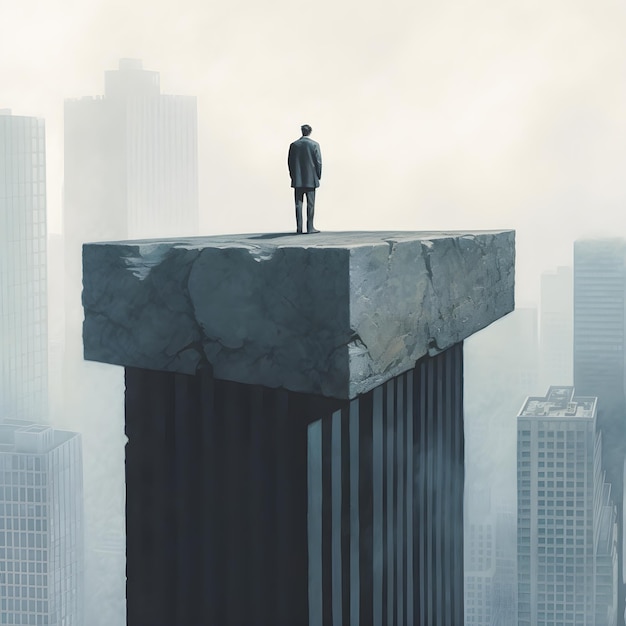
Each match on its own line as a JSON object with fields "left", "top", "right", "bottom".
{"left": 288, "top": 136, "right": 322, "bottom": 188}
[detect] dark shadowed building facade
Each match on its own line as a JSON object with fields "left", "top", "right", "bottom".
{"left": 81, "top": 230, "right": 515, "bottom": 626}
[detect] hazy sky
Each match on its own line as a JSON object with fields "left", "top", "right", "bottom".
{"left": 3, "top": 0, "right": 626, "bottom": 302}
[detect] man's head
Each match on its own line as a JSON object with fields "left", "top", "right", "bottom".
{"left": 301, "top": 124, "right": 312, "bottom": 136}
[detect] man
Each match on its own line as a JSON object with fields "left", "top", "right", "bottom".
{"left": 288, "top": 124, "right": 322, "bottom": 234}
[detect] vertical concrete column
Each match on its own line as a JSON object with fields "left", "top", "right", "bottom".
{"left": 82, "top": 230, "right": 515, "bottom": 625}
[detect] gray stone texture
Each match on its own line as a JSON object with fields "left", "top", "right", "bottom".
{"left": 82, "top": 230, "right": 515, "bottom": 399}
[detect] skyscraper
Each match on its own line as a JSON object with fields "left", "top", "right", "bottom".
{"left": 574, "top": 239, "right": 626, "bottom": 624}
{"left": 464, "top": 486, "right": 517, "bottom": 626}
{"left": 517, "top": 386, "right": 618, "bottom": 626}
{"left": 0, "top": 110, "right": 48, "bottom": 422}
{"left": 62, "top": 60, "right": 199, "bottom": 625}
{"left": 63, "top": 58, "right": 199, "bottom": 401}
{"left": 573, "top": 240, "right": 626, "bottom": 409}
{"left": 0, "top": 420, "right": 83, "bottom": 626}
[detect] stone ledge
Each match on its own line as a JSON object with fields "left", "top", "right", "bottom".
{"left": 82, "top": 230, "right": 515, "bottom": 399}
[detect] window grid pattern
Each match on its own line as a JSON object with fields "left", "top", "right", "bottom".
{"left": 0, "top": 114, "right": 48, "bottom": 422}
{"left": 0, "top": 428, "right": 83, "bottom": 625}
{"left": 517, "top": 387, "right": 617, "bottom": 626}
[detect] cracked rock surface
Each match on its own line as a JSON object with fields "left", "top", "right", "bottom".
{"left": 82, "top": 230, "right": 515, "bottom": 399}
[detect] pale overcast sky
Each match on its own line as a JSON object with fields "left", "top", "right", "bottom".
{"left": 2, "top": 0, "right": 626, "bottom": 302}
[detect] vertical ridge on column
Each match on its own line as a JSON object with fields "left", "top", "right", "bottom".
{"left": 349, "top": 399, "right": 360, "bottom": 626}
{"left": 308, "top": 418, "right": 323, "bottom": 626}
{"left": 273, "top": 389, "right": 291, "bottom": 624}
{"left": 438, "top": 353, "right": 448, "bottom": 623}
{"left": 414, "top": 363, "right": 426, "bottom": 626}
{"left": 372, "top": 387, "right": 384, "bottom": 626}
{"left": 406, "top": 371, "right": 414, "bottom": 625}
{"left": 385, "top": 379, "right": 396, "bottom": 626}
{"left": 359, "top": 392, "right": 373, "bottom": 625}
{"left": 453, "top": 343, "right": 465, "bottom": 625}
{"left": 396, "top": 374, "right": 405, "bottom": 625}
{"left": 322, "top": 413, "right": 334, "bottom": 626}
{"left": 150, "top": 369, "right": 175, "bottom": 625}
{"left": 436, "top": 355, "right": 445, "bottom": 626}
{"left": 248, "top": 384, "right": 269, "bottom": 623}
{"left": 340, "top": 406, "right": 351, "bottom": 626}
{"left": 173, "top": 372, "right": 201, "bottom": 624}
{"left": 280, "top": 391, "right": 310, "bottom": 625}
{"left": 426, "top": 357, "right": 436, "bottom": 625}
{"left": 198, "top": 366, "right": 218, "bottom": 624}
{"left": 331, "top": 410, "right": 343, "bottom": 625}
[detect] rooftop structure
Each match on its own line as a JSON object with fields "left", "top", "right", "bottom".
{"left": 519, "top": 386, "right": 596, "bottom": 419}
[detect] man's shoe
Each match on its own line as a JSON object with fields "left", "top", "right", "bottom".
{"left": 296, "top": 229, "right": 303, "bottom": 234}
{"left": 307, "top": 228, "right": 320, "bottom": 234}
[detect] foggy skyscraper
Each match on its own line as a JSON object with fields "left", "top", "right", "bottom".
{"left": 62, "top": 60, "right": 199, "bottom": 625}
{"left": 0, "top": 421, "right": 83, "bottom": 626}
{"left": 464, "top": 493, "right": 517, "bottom": 626}
{"left": 573, "top": 240, "right": 626, "bottom": 408}
{"left": 574, "top": 239, "right": 626, "bottom": 624}
{"left": 517, "top": 386, "right": 618, "bottom": 626}
{"left": 63, "top": 58, "right": 199, "bottom": 406}
{"left": 0, "top": 111, "right": 48, "bottom": 423}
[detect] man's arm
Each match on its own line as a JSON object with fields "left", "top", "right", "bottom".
{"left": 315, "top": 143, "right": 322, "bottom": 180}
{"left": 287, "top": 143, "right": 294, "bottom": 175}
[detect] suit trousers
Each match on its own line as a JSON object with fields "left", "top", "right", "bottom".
{"left": 294, "top": 188, "right": 316, "bottom": 233}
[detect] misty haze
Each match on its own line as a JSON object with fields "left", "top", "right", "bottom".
{"left": 2, "top": 0, "right": 626, "bottom": 624}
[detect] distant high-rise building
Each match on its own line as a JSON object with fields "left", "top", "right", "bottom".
{"left": 64, "top": 57, "right": 198, "bottom": 247}
{"left": 0, "top": 110, "right": 48, "bottom": 422}
{"left": 63, "top": 57, "right": 199, "bottom": 394}
{"left": 574, "top": 239, "right": 626, "bottom": 624}
{"left": 464, "top": 486, "right": 517, "bottom": 626}
{"left": 465, "top": 517, "right": 496, "bottom": 626}
{"left": 492, "top": 507, "right": 518, "bottom": 625}
{"left": 540, "top": 266, "right": 573, "bottom": 388}
{"left": 517, "top": 386, "right": 618, "bottom": 626}
{"left": 573, "top": 241, "right": 626, "bottom": 409}
{"left": 62, "top": 60, "right": 199, "bottom": 625}
{"left": 0, "top": 420, "right": 83, "bottom": 626}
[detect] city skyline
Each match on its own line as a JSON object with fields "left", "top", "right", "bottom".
{"left": 2, "top": 2, "right": 626, "bottom": 620}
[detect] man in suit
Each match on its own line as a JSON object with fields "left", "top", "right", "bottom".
{"left": 288, "top": 124, "right": 322, "bottom": 234}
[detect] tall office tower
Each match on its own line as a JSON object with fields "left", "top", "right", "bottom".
{"left": 63, "top": 60, "right": 198, "bottom": 625}
{"left": 0, "top": 420, "right": 83, "bottom": 626}
{"left": 574, "top": 239, "right": 626, "bottom": 624}
{"left": 0, "top": 110, "right": 48, "bottom": 422}
{"left": 517, "top": 386, "right": 618, "bottom": 626}
{"left": 464, "top": 488, "right": 517, "bottom": 626}
{"left": 540, "top": 266, "right": 573, "bottom": 388}
{"left": 492, "top": 508, "right": 518, "bottom": 625}
{"left": 465, "top": 516, "right": 496, "bottom": 626}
